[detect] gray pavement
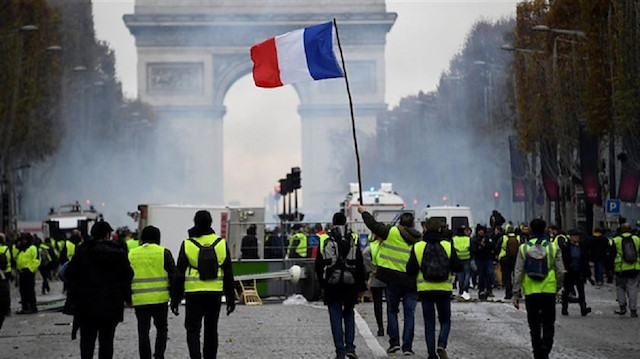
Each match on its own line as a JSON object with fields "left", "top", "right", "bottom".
{"left": 1, "top": 279, "right": 639, "bottom": 358}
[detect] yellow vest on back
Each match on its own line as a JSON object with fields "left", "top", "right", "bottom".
{"left": 520, "top": 238, "right": 558, "bottom": 296}
{"left": 377, "top": 227, "right": 412, "bottom": 273}
{"left": 129, "top": 243, "right": 170, "bottom": 306}
{"left": 452, "top": 235, "right": 470, "bottom": 260}
{"left": 184, "top": 234, "right": 227, "bottom": 293}
{"left": 613, "top": 233, "right": 640, "bottom": 273}
{"left": 413, "top": 240, "right": 453, "bottom": 292}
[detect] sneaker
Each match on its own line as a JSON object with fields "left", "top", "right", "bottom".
{"left": 461, "top": 291, "right": 471, "bottom": 301}
{"left": 346, "top": 352, "right": 359, "bottom": 359}
{"left": 614, "top": 307, "right": 627, "bottom": 315}
{"left": 581, "top": 307, "right": 592, "bottom": 316}
{"left": 387, "top": 345, "right": 401, "bottom": 354}
{"left": 631, "top": 310, "right": 638, "bottom": 318}
{"left": 437, "top": 347, "right": 448, "bottom": 359}
{"left": 403, "top": 349, "right": 415, "bottom": 356}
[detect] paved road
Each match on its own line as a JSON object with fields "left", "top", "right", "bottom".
{"left": 1, "top": 280, "right": 638, "bottom": 358}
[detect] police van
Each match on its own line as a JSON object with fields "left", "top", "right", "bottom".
{"left": 421, "top": 205, "right": 474, "bottom": 232}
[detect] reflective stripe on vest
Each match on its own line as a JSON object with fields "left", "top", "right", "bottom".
{"left": 520, "top": 238, "right": 558, "bottom": 295}
{"left": 414, "top": 240, "right": 453, "bottom": 292}
{"left": 377, "top": 227, "right": 412, "bottom": 273}
{"left": 184, "top": 234, "right": 226, "bottom": 293}
{"left": 129, "top": 244, "right": 169, "bottom": 306}
{"left": 613, "top": 233, "right": 640, "bottom": 272}
{"left": 452, "top": 235, "right": 471, "bottom": 260}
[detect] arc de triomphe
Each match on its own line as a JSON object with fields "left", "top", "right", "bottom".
{"left": 124, "top": 0, "right": 396, "bottom": 219}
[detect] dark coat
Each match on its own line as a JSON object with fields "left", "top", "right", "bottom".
{"left": 65, "top": 240, "right": 133, "bottom": 324}
{"left": 240, "top": 234, "right": 259, "bottom": 259}
{"left": 560, "top": 239, "right": 591, "bottom": 281}
{"left": 471, "top": 234, "right": 496, "bottom": 261}
{"left": 588, "top": 234, "right": 613, "bottom": 263}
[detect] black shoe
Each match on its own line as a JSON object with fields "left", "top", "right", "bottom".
{"left": 581, "top": 307, "right": 592, "bottom": 316}
{"left": 437, "top": 347, "right": 448, "bottom": 359}
{"left": 387, "top": 345, "right": 401, "bottom": 354}
{"left": 403, "top": 349, "right": 415, "bottom": 356}
{"left": 377, "top": 328, "right": 385, "bottom": 337}
{"left": 614, "top": 307, "right": 627, "bottom": 315}
{"left": 561, "top": 308, "right": 568, "bottom": 316}
{"left": 631, "top": 310, "right": 638, "bottom": 318}
{"left": 346, "top": 352, "right": 358, "bottom": 359}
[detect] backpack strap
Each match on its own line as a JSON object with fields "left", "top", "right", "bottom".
{"left": 186, "top": 237, "right": 223, "bottom": 270}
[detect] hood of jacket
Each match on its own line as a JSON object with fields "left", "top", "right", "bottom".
{"left": 397, "top": 225, "right": 421, "bottom": 245}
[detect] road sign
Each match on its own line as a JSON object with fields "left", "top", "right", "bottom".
{"left": 605, "top": 199, "right": 621, "bottom": 215}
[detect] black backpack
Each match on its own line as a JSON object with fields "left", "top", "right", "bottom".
{"left": 323, "top": 227, "right": 356, "bottom": 285}
{"left": 188, "top": 237, "right": 223, "bottom": 280}
{"left": 421, "top": 241, "right": 450, "bottom": 282}
{"left": 621, "top": 236, "right": 638, "bottom": 264}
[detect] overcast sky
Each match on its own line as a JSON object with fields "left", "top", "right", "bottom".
{"left": 92, "top": 0, "right": 518, "bottom": 207}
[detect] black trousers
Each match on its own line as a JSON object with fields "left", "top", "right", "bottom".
{"left": 135, "top": 303, "right": 169, "bottom": 359}
{"left": 40, "top": 267, "right": 51, "bottom": 294}
{"left": 525, "top": 293, "right": 556, "bottom": 359}
{"left": 185, "top": 292, "right": 222, "bottom": 359}
{"left": 0, "top": 278, "right": 9, "bottom": 329}
{"left": 18, "top": 270, "right": 36, "bottom": 311}
{"left": 80, "top": 321, "right": 117, "bottom": 359}
{"left": 500, "top": 258, "right": 515, "bottom": 298}
{"left": 562, "top": 271, "right": 586, "bottom": 311}
{"left": 371, "top": 287, "right": 385, "bottom": 332}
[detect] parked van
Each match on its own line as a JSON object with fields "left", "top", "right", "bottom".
{"left": 421, "top": 205, "right": 474, "bottom": 231}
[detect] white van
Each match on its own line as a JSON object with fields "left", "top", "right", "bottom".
{"left": 420, "top": 205, "right": 474, "bottom": 231}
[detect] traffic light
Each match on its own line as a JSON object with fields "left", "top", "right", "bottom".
{"left": 278, "top": 178, "right": 289, "bottom": 196}
{"left": 286, "top": 173, "right": 294, "bottom": 193}
{"left": 290, "top": 167, "right": 301, "bottom": 190}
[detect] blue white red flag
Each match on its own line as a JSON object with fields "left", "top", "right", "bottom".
{"left": 250, "top": 21, "right": 344, "bottom": 88}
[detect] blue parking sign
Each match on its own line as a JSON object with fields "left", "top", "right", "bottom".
{"left": 606, "top": 199, "right": 621, "bottom": 215}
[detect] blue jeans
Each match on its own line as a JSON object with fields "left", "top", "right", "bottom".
{"left": 386, "top": 283, "right": 418, "bottom": 351}
{"left": 327, "top": 301, "right": 355, "bottom": 356}
{"left": 456, "top": 260, "right": 471, "bottom": 294}
{"left": 594, "top": 261, "right": 605, "bottom": 284}
{"left": 477, "top": 258, "right": 495, "bottom": 293}
{"left": 421, "top": 293, "right": 451, "bottom": 358}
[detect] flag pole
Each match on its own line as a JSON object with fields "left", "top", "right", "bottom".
{"left": 333, "top": 18, "right": 364, "bottom": 205}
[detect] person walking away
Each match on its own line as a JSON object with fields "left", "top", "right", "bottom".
{"left": 240, "top": 224, "right": 259, "bottom": 259}
{"left": 559, "top": 229, "right": 592, "bottom": 316}
{"left": 612, "top": 223, "right": 640, "bottom": 317}
{"left": 362, "top": 233, "right": 386, "bottom": 336}
{"left": 264, "top": 226, "right": 284, "bottom": 259}
{"left": 358, "top": 205, "right": 421, "bottom": 355}
{"left": 129, "top": 226, "right": 178, "bottom": 359}
{"left": 407, "top": 218, "right": 462, "bottom": 359}
{"left": 492, "top": 226, "right": 504, "bottom": 289}
{"left": 452, "top": 226, "right": 471, "bottom": 299}
{"left": 589, "top": 227, "right": 609, "bottom": 286}
{"left": 513, "top": 218, "right": 564, "bottom": 359}
{"left": 498, "top": 229, "right": 520, "bottom": 300}
{"left": 315, "top": 212, "right": 366, "bottom": 359}
{"left": 174, "top": 210, "right": 236, "bottom": 359}
{"left": 64, "top": 221, "right": 133, "bottom": 359}
{"left": 471, "top": 225, "right": 496, "bottom": 300}
{"left": 15, "top": 233, "right": 40, "bottom": 314}
{"left": 38, "top": 236, "right": 56, "bottom": 295}
{"left": 287, "top": 224, "right": 308, "bottom": 259}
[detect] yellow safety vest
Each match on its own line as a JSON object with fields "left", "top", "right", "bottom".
{"left": 552, "top": 234, "right": 568, "bottom": 246}
{"left": 377, "top": 227, "right": 412, "bottom": 273}
{"left": 520, "top": 238, "right": 558, "bottom": 296}
{"left": 318, "top": 233, "right": 329, "bottom": 254}
{"left": 613, "top": 233, "right": 640, "bottom": 273}
{"left": 126, "top": 239, "right": 140, "bottom": 252}
{"left": 413, "top": 240, "right": 453, "bottom": 292}
{"left": 129, "top": 244, "right": 170, "bottom": 306}
{"left": 184, "top": 234, "right": 227, "bottom": 293}
{"left": 370, "top": 240, "right": 382, "bottom": 266}
{"left": 0, "top": 244, "right": 11, "bottom": 272}
{"left": 66, "top": 241, "right": 76, "bottom": 260}
{"left": 288, "top": 233, "right": 308, "bottom": 258}
{"left": 452, "top": 235, "right": 471, "bottom": 260}
{"left": 16, "top": 245, "right": 40, "bottom": 273}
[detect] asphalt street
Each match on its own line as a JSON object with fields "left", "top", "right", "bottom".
{"left": 1, "top": 279, "right": 638, "bottom": 358}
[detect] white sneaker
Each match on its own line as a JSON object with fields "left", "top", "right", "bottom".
{"left": 461, "top": 291, "right": 471, "bottom": 301}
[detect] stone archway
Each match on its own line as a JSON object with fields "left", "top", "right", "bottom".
{"left": 125, "top": 1, "right": 396, "bottom": 219}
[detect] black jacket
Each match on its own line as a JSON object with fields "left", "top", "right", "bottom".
{"left": 65, "top": 240, "right": 133, "bottom": 324}
{"left": 471, "top": 234, "right": 496, "bottom": 261}
{"left": 560, "top": 239, "right": 592, "bottom": 281}
{"left": 361, "top": 211, "right": 422, "bottom": 288}
{"left": 240, "top": 234, "right": 259, "bottom": 259}
{"left": 588, "top": 234, "right": 613, "bottom": 263}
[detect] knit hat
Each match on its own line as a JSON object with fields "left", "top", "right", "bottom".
{"left": 193, "top": 210, "right": 212, "bottom": 229}
{"left": 141, "top": 226, "right": 161, "bottom": 244}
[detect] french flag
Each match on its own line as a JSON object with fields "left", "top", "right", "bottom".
{"left": 250, "top": 21, "right": 344, "bottom": 88}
